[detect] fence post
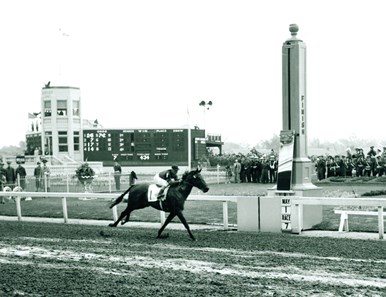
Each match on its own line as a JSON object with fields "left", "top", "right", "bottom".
{"left": 44, "top": 174, "right": 48, "bottom": 192}
{"left": 222, "top": 201, "right": 228, "bottom": 229}
{"left": 15, "top": 196, "right": 22, "bottom": 221}
{"left": 66, "top": 173, "right": 70, "bottom": 192}
{"left": 378, "top": 206, "right": 384, "bottom": 240}
{"left": 112, "top": 206, "right": 118, "bottom": 222}
{"left": 108, "top": 172, "right": 112, "bottom": 193}
{"left": 62, "top": 197, "right": 68, "bottom": 223}
{"left": 160, "top": 211, "right": 166, "bottom": 226}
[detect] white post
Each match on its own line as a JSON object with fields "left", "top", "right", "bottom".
{"left": 160, "top": 211, "right": 166, "bottom": 226}
{"left": 44, "top": 174, "right": 48, "bottom": 192}
{"left": 222, "top": 201, "right": 228, "bottom": 229}
{"left": 112, "top": 206, "right": 118, "bottom": 222}
{"left": 108, "top": 172, "right": 112, "bottom": 193}
{"left": 62, "top": 197, "right": 68, "bottom": 223}
{"left": 66, "top": 173, "right": 70, "bottom": 192}
{"left": 15, "top": 196, "right": 22, "bottom": 221}
{"left": 378, "top": 206, "right": 384, "bottom": 240}
{"left": 187, "top": 105, "right": 192, "bottom": 171}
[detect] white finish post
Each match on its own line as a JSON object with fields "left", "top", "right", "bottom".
{"left": 62, "top": 197, "right": 68, "bottom": 223}
{"left": 44, "top": 174, "right": 48, "bottom": 192}
{"left": 112, "top": 206, "right": 118, "bottom": 222}
{"left": 222, "top": 201, "right": 228, "bottom": 229}
{"left": 15, "top": 196, "right": 22, "bottom": 221}
{"left": 378, "top": 206, "right": 384, "bottom": 240}
{"left": 66, "top": 173, "right": 70, "bottom": 192}
{"left": 108, "top": 172, "right": 112, "bottom": 193}
{"left": 160, "top": 211, "right": 166, "bottom": 226}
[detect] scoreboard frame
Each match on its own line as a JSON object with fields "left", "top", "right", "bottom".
{"left": 83, "top": 128, "right": 207, "bottom": 166}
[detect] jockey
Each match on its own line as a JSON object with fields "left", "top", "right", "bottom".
{"left": 154, "top": 165, "right": 179, "bottom": 199}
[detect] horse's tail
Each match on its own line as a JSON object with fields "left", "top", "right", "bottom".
{"left": 109, "top": 185, "right": 133, "bottom": 209}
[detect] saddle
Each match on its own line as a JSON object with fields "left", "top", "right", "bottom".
{"left": 147, "top": 184, "right": 169, "bottom": 202}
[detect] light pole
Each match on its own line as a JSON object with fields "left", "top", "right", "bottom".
{"left": 199, "top": 100, "right": 213, "bottom": 135}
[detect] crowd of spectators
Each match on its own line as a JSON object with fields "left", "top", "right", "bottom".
{"left": 212, "top": 145, "right": 386, "bottom": 184}
{"left": 313, "top": 146, "right": 386, "bottom": 181}
{"left": 221, "top": 149, "right": 279, "bottom": 184}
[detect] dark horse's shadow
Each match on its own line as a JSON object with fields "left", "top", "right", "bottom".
{"left": 108, "top": 167, "right": 209, "bottom": 240}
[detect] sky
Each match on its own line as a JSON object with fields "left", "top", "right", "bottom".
{"left": 1, "top": 0, "right": 386, "bottom": 149}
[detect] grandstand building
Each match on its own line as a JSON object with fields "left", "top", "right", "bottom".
{"left": 25, "top": 85, "right": 223, "bottom": 167}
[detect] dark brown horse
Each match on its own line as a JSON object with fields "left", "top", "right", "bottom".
{"left": 108, "top": 168, "right": 209, "bottom": 240}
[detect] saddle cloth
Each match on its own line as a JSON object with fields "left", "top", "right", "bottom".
{"left": 147, "top": 184, "right": 169, "bottom": 202}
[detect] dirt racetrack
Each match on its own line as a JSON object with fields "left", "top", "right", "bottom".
{"left": 0, "top": 221, "right": 385, "bottom": 296}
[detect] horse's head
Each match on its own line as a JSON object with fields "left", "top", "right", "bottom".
{"left": 182, "top": 167, "right": 209, "bottom": 193}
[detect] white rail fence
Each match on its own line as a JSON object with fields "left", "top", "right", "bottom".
{"left": 0, "top": 192, "right": 237, "bottom": 229}
{"left": 1, "top": 191, "right": 385, "bottom": 239}
{"left": 292, "top": 197, "right": 386, "bottom": 239}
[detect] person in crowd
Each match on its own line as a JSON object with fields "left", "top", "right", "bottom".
{"left": 154, "top": 165, "right": 179, "bottom": 199}
{"left": 326, "top": 156, "right": 335, "bottom": 177}
{"left": 376, "top": 155, "right": 384, "bottom": 176}
{"left": 76, "top": 161, "right": 95, "bottom": 187}
{"left": 240, "top": 157, "right": 247, "bottom": 183}
{"left": 363, "top": 156, "right": 372, "bottom": 177}
{"left": 339, "top": 156, "right": 347, "bottom": 177}
{"left": 346, "top": 157, "right": 355, "bottom": 177}
{"left": 315, "top": 155, "right": 326, "bottom": 181}
{"left": 367, "top": 146, "right": 377, "bottom": 157}
{"left": 34, "top": 161, "right": 42, "bottom": 191}
{"left": 354, "top": 155, "right": 365, "bottom": 176}
{"left": 15, "top": 161, "right": 27, "bottom": 190}
{"left": 233, "top": 159, "right": 241, "bottom": 183}
{"left": 269, "top": 155, "right": 277, "bottom": 183}
{"left": 41, "top": 158, "right": 51, "bottom": 192}
{"left": 5, "top": 160, "right": 16, "bottom": 189}
{"left": 225, "top": 164, "right": 232, "bottom": 184}
{"left": 113, "top": 160, "right": 122, "bottom": 191}
{"left": 0, "top": 160, "right": 6, "bottom": 203}
{"left": 261, "top": 157, "right": 270, "bottom": 184}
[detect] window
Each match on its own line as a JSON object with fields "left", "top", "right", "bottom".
{"left": 58, "top": 131, "right": 68, "bottom": 152}
{"left": 74, "top": 131, "right": 79, "bottom": 151}
{"left": 73, "top": 100, "right": 80, "bottom": 116}
{"left": 57, "top": 100, "right": 67, "bottom": 116}
{"left": 44, "top": 100, "right": 52, "bottom": 117}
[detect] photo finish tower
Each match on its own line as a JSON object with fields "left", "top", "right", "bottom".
{"left": 281, "top": 23, "right": 317, "bottom": 190}
{"left": 238, "top": 24, "right": 323, "bottom": 233}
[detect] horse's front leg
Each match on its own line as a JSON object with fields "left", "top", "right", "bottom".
{"left": 176, "top": 211, "right": 196, "bottom": 241}
{"left": 157, "top": 213, "right": 176, "bottom": 239}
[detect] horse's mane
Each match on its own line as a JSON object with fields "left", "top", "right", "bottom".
{"left": 181, "top": 169, "right": 195, "bottom": 180}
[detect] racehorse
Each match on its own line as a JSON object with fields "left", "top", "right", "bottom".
{"left": 108, "top": 167, "right": 209, "bottom": 240}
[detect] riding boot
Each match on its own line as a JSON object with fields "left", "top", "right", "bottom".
{"left": 157, "top": 185, "right": 166, "bottom": 200}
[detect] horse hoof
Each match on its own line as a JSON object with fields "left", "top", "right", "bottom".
{"left": 108, "top": 223, "right": 116, "bottom": 227}
{"left": 120, "top": 220, "right": 126, "bottom": 225}
{"left": 157, "top": 233, "right": 169, "bottom": 239}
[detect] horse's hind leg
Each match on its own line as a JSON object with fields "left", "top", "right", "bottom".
{"left": 121, "top": 211, "right": 132, "bottom": 225}
{"left": 157, "top": 213, "right": 176, "bottom": 239}
{"left": 109, "top": 208, "right": 131, "bottom": 227}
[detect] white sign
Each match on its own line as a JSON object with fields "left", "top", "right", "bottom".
{"left": 281, "top": 197, "right": 291, "bottom": 231}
